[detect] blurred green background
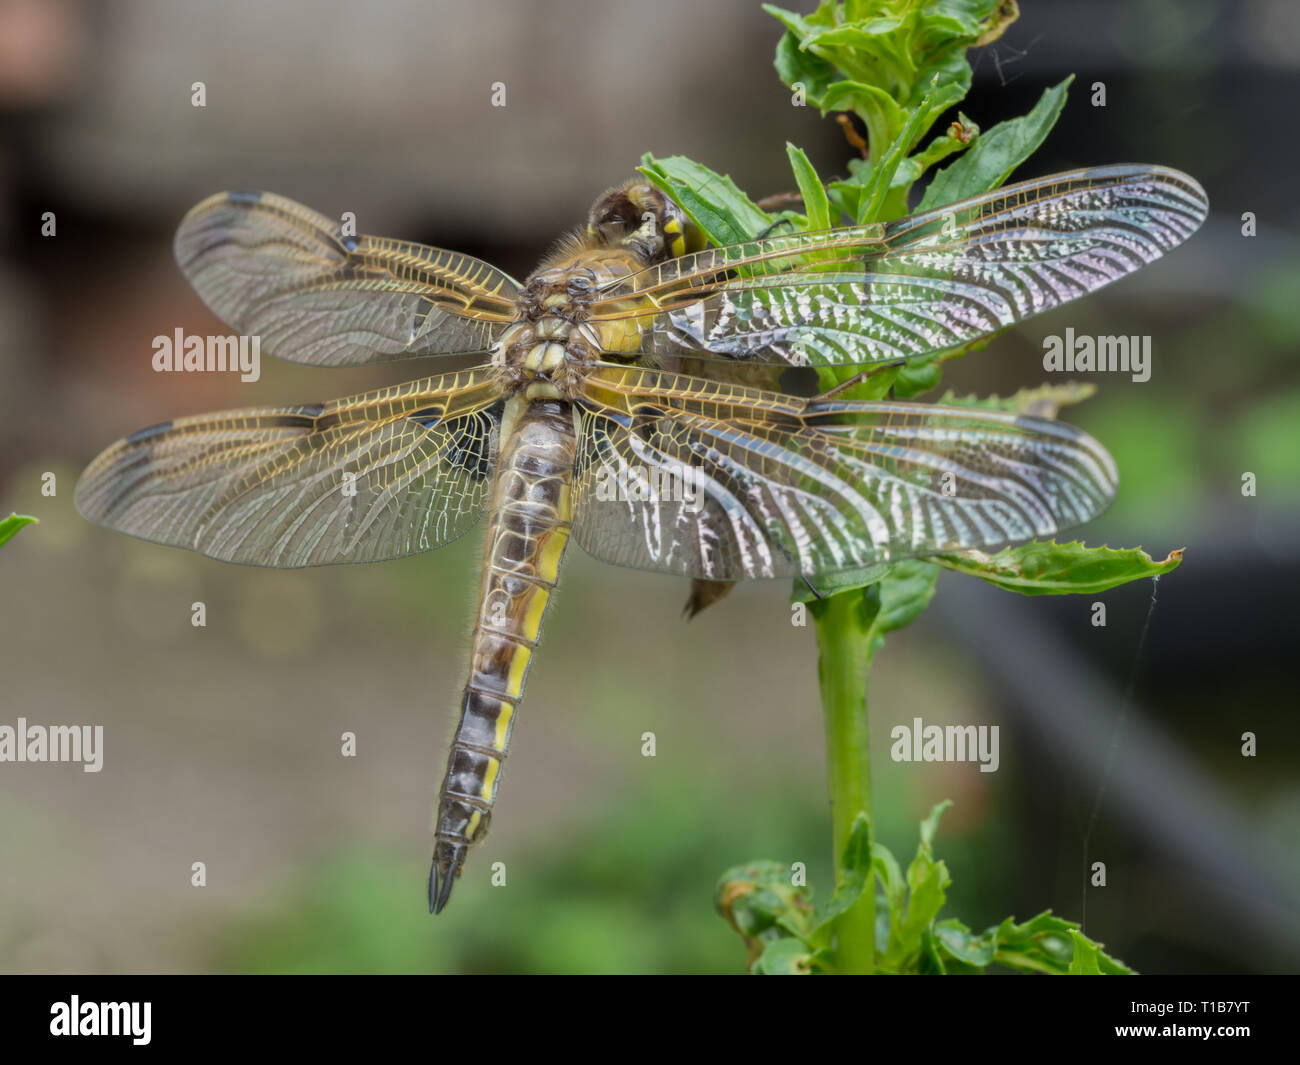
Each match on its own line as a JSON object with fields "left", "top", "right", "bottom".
{"left": 0, "top": 0, "right": 1296, "bottom": 973}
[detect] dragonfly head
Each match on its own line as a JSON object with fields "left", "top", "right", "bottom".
{"left": 586, "top": 180, "right": 702, "bottom": 263}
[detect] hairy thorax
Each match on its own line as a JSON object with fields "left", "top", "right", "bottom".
{"left": 492, "top": 243, "right": 653, "bottom": 400}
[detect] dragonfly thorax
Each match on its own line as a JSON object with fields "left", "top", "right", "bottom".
{"left": 501, "top": 251, "right": 646, "bottom": 397}
{"left": 493, "top": 316, "right": 598, "bottom": 399}
{"left": 521, "top": 265, "right": 597, "bottom": 319}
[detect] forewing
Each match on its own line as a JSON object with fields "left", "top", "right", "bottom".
{"left": 175, "top": 191, "right": 522, "bottom": 366}
{"left": 587, "top": 165, "right": 1206, "bottom": 366}
{"left": 572, "top": 366, "right": 1116, "bottom": 580}
{"left": 76, "top": 369, "right": 504, "bottom": 567}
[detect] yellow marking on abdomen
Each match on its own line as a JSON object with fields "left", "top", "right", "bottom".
{"left": 480, "top": 757, "right": 500, "bottom": 801}
{"left": 493, "top": 702, "right": 514, "bottom": 752}
{"left": 535, "top": 528, "right": 570, "bottom": 585}
{"left": 519, "top": 586, "right": 551, "bottom": 643}
{"left": 505, "top": 644, "right": 532, "bottom": 698}
{"left": 465, "top": 810, "right": 482, "bottom": 839}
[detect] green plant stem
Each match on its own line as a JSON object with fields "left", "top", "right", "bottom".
{"left": 814, "top": 588, "right": 878, "bottom": 974}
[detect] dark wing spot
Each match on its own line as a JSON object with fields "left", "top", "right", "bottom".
{"left": 408, "top": 407, "right": 442, "bottom": 428}
{"left": 125, "top": 420, "right": 174, "bottom": 444}
{"left": 227, "top": 190, "right": 263, "bottom": 204}
{"left": 258, "top": 413, "right": 321, "bottom": 430}
{"left": 432, "top": 403, "right": 504, "bottom": 482}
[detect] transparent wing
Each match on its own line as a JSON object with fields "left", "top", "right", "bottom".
{"left": 75, "top": 369, "right": 505, "bottom": 567}
{"left": 175, "top": 191, "right": 522, "bottom": 366}
{"left": 572, "top": 366, "right": 1117, "bottom": 579}
{"left": 586, "top": 165, "right": 1207, "bottom": 366}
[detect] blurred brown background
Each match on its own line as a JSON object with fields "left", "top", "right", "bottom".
{"left": 0, "top": 0, "right": 1297, "bottom": 974}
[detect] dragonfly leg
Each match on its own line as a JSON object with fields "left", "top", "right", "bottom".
{"left": 752, "top": 215, "right": 799, "bottom": 241}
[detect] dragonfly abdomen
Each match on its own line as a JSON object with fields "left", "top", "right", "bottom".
{"left": 429, "top": 397, "right": 577, "bottom": 913}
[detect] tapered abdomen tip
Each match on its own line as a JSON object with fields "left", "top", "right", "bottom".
{"left": 428, "top": 843, "right": 466, "bottom": 915}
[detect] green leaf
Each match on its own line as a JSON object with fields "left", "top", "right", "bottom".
{"left": 893, "top": 357, "right": 943, "bottom": 397}
{"left": 797, "top": 15, "right": 914, "bottom": 88}
{"left": 754, "top": 937, "right": 814, "bottom": 974}
{"left": 716, "top": 861, "right": 813, "bottom": 933}
{"left": 761, "top": 3, "right": 814, "bottom": 39}
{"left": 805, "top": 18, "right": 909, "bottom": 47}
{"left": 638, "top": 154, "right": 771, "bottom": 247}
{"left": 918, "top": 924, "right": 950, "bottom": 973}
{"left": 826, "top": 157, "right": 874, "bottom": 226}
{"left": 933, "top": 916, "right": 996, "bottom": 967}
{"left": 875, "top": 560, "right": 940, "bottom": 636}
{"left": 761, "top": 3, "right": 832, "bottom": 42}
{"left": 0, "top": 513, "right": 37, "bottom": 549}
{"left": 933, "top": 910, "right": 1136, "bottom": 974}
{"left": 773, "top": 29, "right": 839, "bottom": 107}
{"left": 819, "top": 79, "right": 906, "bottom": 153}
{"left": 879, "top": 801, "right": 952, "bottom": 971}
{"left": 934, "top": 382, "right": 1099, "bottom": 417}
{"left": 932, "top": 541, "right": 1184, "bottom": 596}
{"left": 1068, "top": 930, "right": 1105, "bottom": 975}
{"left": 790, "top": 547, "right": 941, "bottom": 615}
{"left": 715, "top": 860, "right": 819, "bottom": 971}
{"left": 915, "top": 8, "right": 982, "bottom": 43}
{"left": 858, "top": 77, "right": 946, "bottom": 222}
{"left": 917, "top": 0, "right": 1012, "bottom": 47}
{"left": 903, "top": 109, "right": 979, "bottom": 182}
{"left": 918, "top": 799, "right": 951, "bottom": 848}
{"left": 870, "top": 841, "right": 906, "bottom": 912}
{"left": 810, "top": 813, "right": 873, "bottom": 945}
{"left": 785, "top": 143, "right": 832, "bottom": 230}
{"left": 905, "top": 48, "right": 972, "bottom": 122}
{"left": 896, "top": 851, "right": 949, "bottom": 955}
{"left": 794, "top": 557, "right": 939, "bottom": 640}
{"left": 791, "top": 561, "right": 892, "bottom": 604}
{"left": 716, "top": 814, "right": 1137, "bottom": 973}
{"left": 919, "top": 75, "right": 1074, "bottom": 209}
{"left": 993, "top": 913, "right": 1134, "bottom": 975}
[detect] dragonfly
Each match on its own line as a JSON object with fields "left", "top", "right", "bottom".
{"left": 75, "top": 164, "right": 1207, "bottom": 913}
